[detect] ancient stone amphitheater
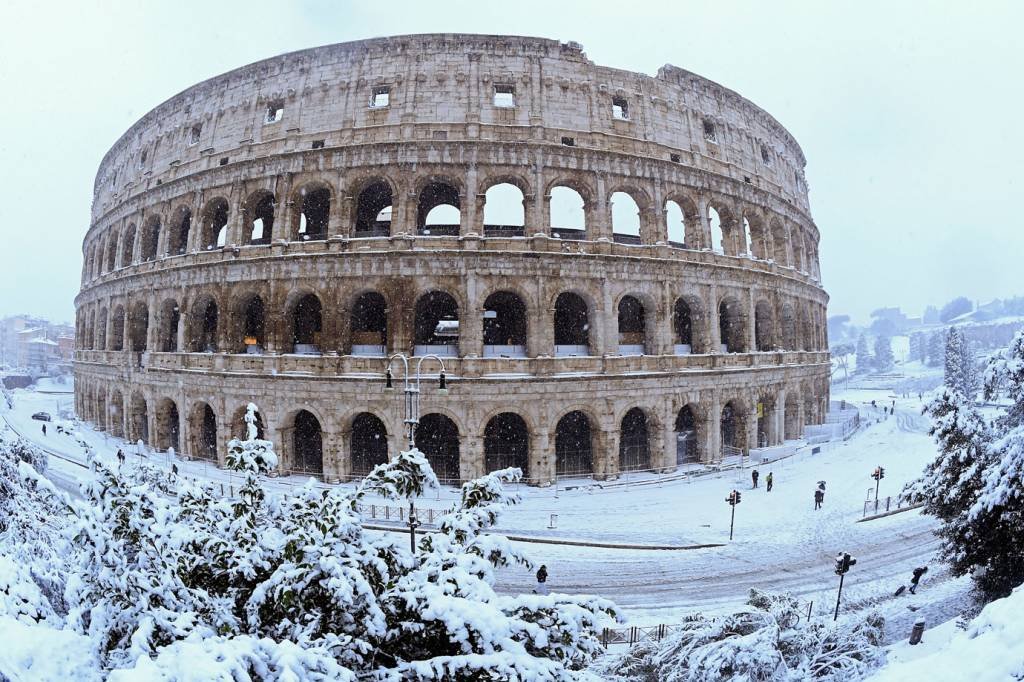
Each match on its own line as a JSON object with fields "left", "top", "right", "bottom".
{"left": 74, "top": 34, "right": 829, "bottom": 484}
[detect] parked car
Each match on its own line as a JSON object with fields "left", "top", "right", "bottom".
{"left": 31, "top": 411, "right": 51, "bottom": 422}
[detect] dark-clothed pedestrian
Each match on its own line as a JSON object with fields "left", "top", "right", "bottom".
{"left": 909, "top": 566, "right": 928, "bottom": 594}
{"left": 871, "top": 400, "right": 876, "bottom": 408}
{"left": 814, "top": 488, "right": 823, "bottom": 510}
{"left": 751, "top": 469, "right": 759, "bottom": 489}
{"left": 41, "top": 424, "right": 47, "bottom": 436}
{"left": 171, "top": 463, "right": 179, "bottom": 477}
{"left": 766, "top": 472, "right": 773, "bottom": 492}
{"left": 535, "top": 564, "right": 549, "bottom": 595}
{"left": 116, "top": 448, "right": 125, "bottom": 466}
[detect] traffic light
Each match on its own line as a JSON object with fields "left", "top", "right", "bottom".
{"left": 871, "top": 466, "right": 886, "bottom": 481}
{"left": 835, "top": 552, "right": 857, "bottom": 575}
{"left": 725, "top": 490, "right": 742, "bottom": 505}
{"left": 735, "top": 491, "right": 742, "bottom": 504}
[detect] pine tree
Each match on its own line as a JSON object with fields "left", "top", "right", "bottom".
{"left": 962, "top": 335, "right": 980, "bottom": 398}
{"left": 874, "top": 335, "right": 894, "bottom": 372}
{"left": 856, "top": 334, "right": 872, "bottom": 374}
{"left": 909, "top": 332, "right": 924, "bottom": 363}
{"left": 927, "top": 329, "right": 945, "bottom": 367}
{"left": 944, "top": 326, "right": 967, "bottom": 394}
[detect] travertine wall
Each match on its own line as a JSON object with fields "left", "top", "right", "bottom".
{"left": 75, "top": 34, "right": 829, "bottom": 485}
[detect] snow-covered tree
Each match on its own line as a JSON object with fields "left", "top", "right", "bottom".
{"left": 908, "top": 332, "right": 925, "bottom": 363}
{"left": 873, "top": 335, "right": 894, "bottom": 373}
{"left": 926, "top": 329, "right": 945, "bottom": 367}
{"left": 855, "top": 334, "right": 872, "bottom": 374}
{"left": 944, "top": 326, "right": 968, "bottom": 394}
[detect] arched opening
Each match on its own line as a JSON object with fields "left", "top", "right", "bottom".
{"left": 297, "top": 186, "right": 330, "bottom": 241}
{"left": 784, "top": 392, "right": 801, "bottom": 440}
{"left": 483, "top": 412, "right": 529, "bottom": 475}
{"left": 241, "top": 295, "right": 266, "bottom": 353}
{"left": 141, "top": 216, "right": 160, "bottom": 261}
{"left": 350, "top": 292, "right": 387, "bottom": 356}
{"left": 247, "top": 192, "right": 275, "bottom": 245}
{"left": 756, "top": 395, "right": 774, "bottom": 448}
{"left": 483, "top": 183, "right": 525, "bottom": 237}
{"left": 413, "top": 291, "right": 459, "bottom": 356}
{"left": 155, "top": 399, "right": 179, "bottom": 452}
{"left": 201, "top": 198, "right": 229, "bottom": 249}
{"left": 721, "top": 401, "right": 745, "bottom": 457}
{"left": 292, "top": 410, "right": 323, "bottom": 476}
{"left": 120, "top": 224, "right": 136, "bottom": 266}
{"left": 189, "top": 298, "right": 218, "bottom": 352}
{"left": 354, "top": 181, "right": 393, "bottom": 237}
{"left": 291, "top": 294, "right": 323, "bottom": 354}
{"left": 169, "top": 207, "right": 191, "bottom": 255}
{"left": 771, "top": 221, "right": 790, "bottom": 266}
{"left": 417, "top": 181, "right": 461, "bottom": 236}
{"left": 95, "top": 308, "right": 107, "bottom": 350}
{"left": 617, "top": 295, "right": 646, "bottom": 355}
{"left": 555, "top": 411, "right": 593, "bottom": 477}
{"left": 709, "top": 206, "right": 725, "bottom": 254}
{"left": 755, "top": 301, "right": 775, "bottom": 352}
{"left": 610, "top": 191, "right": 641, "bottom": 244}
{"left": 619, "top": 407, "right": 650, "bottom": 472}
{"left": 665, "top": 200, "right": 686, "bottom": 246}
{"left": 675, "top": 405, "right": 699, "bottom": 465}
{"left": 719, "top": 298, "right": 746, "bottom": 353}
{"left": 128, "top": 303, "right": 149, "bottom": 352}
{"left": 741, "top": 217, "right": 753, "bottom": 257}
{"left": 128, "top": 393, "right": 149, "bottom": 444}
{"left": 804, "top": 393, "right": 817, "bottom": 427}
{"left": 674, "top": 298, "right": 694, "bottom": 354}
{"left": 780, "top": 305, "right": 797, "bottom": 351}
{"left": 549, "top": 185, "right": 586, "bottom": 240}
{"left": 110, "top": 306, "right": 125, "bottom": 351}
{"left": 414, "top": 413, "right": 460, "bottom": 483}
{"left": 105, "top": 236, "right": 118, "bottom": 272}
{"left": 483, "top": 291, "right": 527, "bottom": 357}
{"left": 159, "top": 299, "right": 180, "bottom": 352}
{"left": 108, "top": 390, "right": 124, "bottom": 437}
{"left": 554, "top": 292, "right": 589, "bottom": 356}
{"left": 192, "top": 403, "right": 217, "bottom": 462}
{"left": 350, "top": 412, "right": 388, "bottom": 478}
{"left": 233, "top": 405, "right": 265, "bottom": 440}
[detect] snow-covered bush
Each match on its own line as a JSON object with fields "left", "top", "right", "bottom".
{"left": 64, "top": 442, "right": 616, "bottom": 678}
{"left": 595, "top": 590, "right": 883, "bottom": 682}
{"left": 5, "top": 435, "right": 48, "bottom": 474}
{"left": 225, "top": 403, "right": 278, "bottom": 475}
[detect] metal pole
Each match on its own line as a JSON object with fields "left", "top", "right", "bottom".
{"left": 729, "top": 502, "right": 736, "bottom": 541}
{"left": 833, "top": 573, "right": 845, "bottom": 621}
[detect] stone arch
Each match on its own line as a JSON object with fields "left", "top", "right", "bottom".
{"left": 243, "top": 190, "right": 275, "bottom": 245}
{"left": 158, "top": 298, "right": 180, "bottom": 352}
{"left": 674, "top": 294, "right": 707, "bottom": 354}
{"left": 230, "top": 403, "right": 266, "bottom": 440}
{"left": 155, "top": 398, "right": 181, "bottom": 452}
{"left": 708, "top": 205, "right": 725, "bottom": 253}
{"left": 292, "top": 181, "right": 332, "bottom": 241}
{"left": 288, "top": 408, "right": 324, "bottom": 476}
{"left": 553, "top": 291, "right": 591, "bottom": 356}
{"left": 95, "top": 307, "right": 108, "bottom": 350}
{"left": 755, "top": 391, "right": 777, "bottom": 448}
{"left": 780, "top": 303, "right": 797, "bottom": 351}
{"left": 289, "top": 292, "right": 323, "bottom": 353}
{"left": 718, "top": 295, "right": 748, "bottom": 353}
{"left": 233, "top": 291, "right": 266, "bottom": 353}
{"left": 200, "top": 197, "right": 230, "bottom": 249}
{"left": 414, "top": 290, "right": 459, "bottom": 356}
{"left": 350, "top": 411, "right": 389, "bottom": 478}
{"left": 483, "top": 290, "right": 527, "bottom": 357}
{"left": 415, "top": 412, "right": 460, "bottom": 483}
{"left": 616, "top": 293, "right": 648, "bottom": 355}
{"left": 548, "top": 182, "right": 587, "bottom": 239}
{"left": 554, "top": 409, "right": 594, "bottom": 477}
{"left": 483, "top": 412, "right": 530, "bottom": 476}
{"left": 128, "top": 301, "right": 149, "bottom": 352}
{"left": 745, "top": 212, "right": 769, "bottom": 260}
{"left": 110, "top": 304, "right": 125, "bottom": 350}
{"left": 127, "top": 392, "right": 149, "bottom": 444}
{"left": 770, "top": 218, "right": 790, "bottom": 266}
{"left": 120, "top": 223, "right": 136, "bottom": 265}
{"left": 754, "top": 299, "right": 775, "bottom": 352}
{"left": 168, "top": 205, "right": 192, "bottom": 255}
{"left": 350, "top": 290, "right": 387, "bottom": 356}
{"left": 720, "top": 399, "right": 748, "bottom": 455}
{"left": 353, "top": 177, "right": 395, "bottom": 237}
{"left": 619, "top": 406, "right": 651, "bottom": 472}
{"left": 416, "top": 177, "right": 462, "bottom": 236}
{"left": 664, "top": 199, "right": 686, "bottom": 245}
{"left": 187, "top": 294, "right": 219, "bottom": 352}
{"left": 108, "top": 389, "right": 125, "bottom": 437}
{"left": 610, "top": 190, "right": 642, "bottom": 242}
{"left": 674, "top": 404, "right": 701, "bottom": 464}
{"left": 783, "top": 391, "right": 801, "bottom": 440}
{"left": 104, "top": 233, "right": 119, "bottom": 272}
{"left": 483, "top": 180, "right": 526, "bottom": 236}
{"left": 141, "top": 215, "right": 161, "bottom": 261}
{"left": 189, "top": 401, "right": 218, "bottom": 461}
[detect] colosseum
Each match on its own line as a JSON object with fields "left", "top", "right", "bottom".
{"left": 74, "top": 34, "right": 829, "bottom": 485}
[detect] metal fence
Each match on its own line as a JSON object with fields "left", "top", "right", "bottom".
{"left": 862, "top": 495, "right": 921, "bottom": 518}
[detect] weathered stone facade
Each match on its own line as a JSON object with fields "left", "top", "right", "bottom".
{"left": 74, "top": 34, "right": 829, "bottom": 485}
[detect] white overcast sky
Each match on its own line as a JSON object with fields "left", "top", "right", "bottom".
{"left": 0, "top": 0, "right": 1020, "bottom": 325}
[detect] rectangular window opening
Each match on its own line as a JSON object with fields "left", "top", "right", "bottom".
{"left": 612, "top": 96, "right": 629, "bottom": 120}
{"left": 138, "top": 149, "right": 147, "bottom": 168}
{"left": 561, "top": 136, "right": 575, "bottom": 147}
{"left": 703, "top": 119, "right": 717, "bottom": 143}
{"left": 431, "top": 130, "right": 448, "bottom": 140}
{"left": 493, "top": 84, "right": 515, "bottom": 108}
{"left": 760, "top": 145, "right": 771, "bottom": 165}
{"left": 219, "top": 157, "right": 229, "bottom": 166}
{"left": 264, "top": 100, "right": 284, "bottom": 124}
{"left": 311, "top": 139, "right": 325, "bottom": 149}
{"left": 670, "top": 153, "right": 681, "bottom": 163}
{"left": 189, "top": 124, "right": 202, "bottom": 146}
{"left": 370, "top": 86, "right": 391, "bottom": 108}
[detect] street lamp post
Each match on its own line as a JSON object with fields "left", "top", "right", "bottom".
{"left": 384, "top": 352, "right": 448, "bottom": 555}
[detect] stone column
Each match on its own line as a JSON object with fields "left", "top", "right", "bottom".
{"left": 748, "top": 289, "right": 758, "bottom": 353}
{"left": 462, "top": 166, "right": 479, "bottom": 236}
{"left": 462, "top": 273, "right": 482, "bottom": 357}
{"left": 708, "top": 395, "right": 721, "bottom": 462}
{"left": 661, "top": 402, "right": 677, "bottom": 471}
{"left": 592, "top": 173, "right": 612, "bottom": 240}
{"left": 460, "top": 436, "right": 482, "bottom": 482}
{"left": 600, "top": 280, "right": 615, "bottom": 356}
{"left": 272, "top": 174, "right": 293, "bottom": 242}
{"left": 708, "top": 284, "right": 721, "bottom": 353}
{"left": 695, "top": 195, "right": 712, "bottom": 249}
{"left": 337, "top": 193, "right": 354, "bottom": 238}
{"left": 530, "top": 428, "right": 553, "bottom": 486}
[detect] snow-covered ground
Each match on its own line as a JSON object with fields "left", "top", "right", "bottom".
{"left": 0, "top": 381, "right": 962, "bottom": 637}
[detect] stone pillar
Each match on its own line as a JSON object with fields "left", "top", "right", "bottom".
{"left": 639, "top": 205, "right": 661, "bottom": 245}
{"left": 598, "top": 427, "right": 619, "bottom": 480}
{"left": 530, "top": 428, "right": 554, "bottom": 485}
{"left": 530, "top": 161, "right": 546, "bottom": 234}
{"left": 463, "top": 273, "right": 482, "bottom": 357}
{"left": 272, "top": 174, "right": 293, "bottom": 242}
{"left": 708, "top": 396, "right": 721, "bottom": 462}
{"left": 462, "top": 166, "right": 479, "bottom": 236}
{"left": 592, "top": 173, "right": 612, "bottom": 240}
{"left": 708, "top": 284, "right": 721, "bottom": 353}
{"left": 747, "top": 401, "right": 760, "bottom": 453}
{"left": 695, "top": 195, "right": 712, "bottom": 249}
{"left": 337, "top": 193, "right": 355, "bottom": 238}
{"left": 460, "top": 436, "right": 482, "bottom": 482}
{"left": 748, "top": 288, "right": 758, "bottom": 353}
{"left": 600, "top": 280, "right": 615, "bottom": 356}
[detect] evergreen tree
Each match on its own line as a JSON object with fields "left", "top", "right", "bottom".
{"left": 962, "top": 335, "right": 980, "bottom": 398}
{"left": 856, "top": 334, "right": 872, "bottom": 374}
{"left": 927, "top": 329, "right": 945, "bottom": 367}
{"left": 874, "top": 335, "right": 894, "bottom": 372}
{"left": 944, "top": 326, "right": 967, "bottom": 394}
{"left": 909, "top": 332, "right": 924, "bottom": 363}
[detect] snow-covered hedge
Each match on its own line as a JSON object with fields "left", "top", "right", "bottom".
{"left": 595, "top": 591, "right": 884, "bottom": 682}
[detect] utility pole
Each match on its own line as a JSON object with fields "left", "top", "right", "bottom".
{"left": 725, "top": 489, "right": 741, "bottom": 540}
{"left": 833, "top": 551, "right": 857, "bottom": 621}
{"left": 871, "top": 466, "right": 885, "bottom": 512}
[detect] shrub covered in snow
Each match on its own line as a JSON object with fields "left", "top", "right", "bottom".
{"left": 595, "top": 590, "right": 884, "bottom": 682}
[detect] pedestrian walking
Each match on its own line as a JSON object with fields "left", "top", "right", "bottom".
{"left": 535, "top": 564, "right": 549, "bottom": 595}
{"left": 41, "top": 424, "right": 47, "bottom": 436}
{"left": 766, "top": 472, "right": 773, "bottom": 492}
{"left": 871, "top": 400, "right": 876, "bottom": 408}
{"left": 751, "top": 469, "right": 759, "bottom": 489}
{"left": 909, "top": 566, "right": 928, "bottom": 594}
{"left": 171, "top": 463, "right": 179, "bottom": 477}
{"left": 116, "top": 448, "right": 125, "bottom": 466}
{"left": 814, "top": 488, "right": 823, "bottom": 510}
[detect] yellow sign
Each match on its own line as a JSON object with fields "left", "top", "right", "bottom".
{"left": 757, "top": 402, "right": 764, "bottom": 418}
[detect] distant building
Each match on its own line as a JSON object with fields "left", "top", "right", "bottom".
{"left": 0, "top": 315, "right": 74, "bottom": 372}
